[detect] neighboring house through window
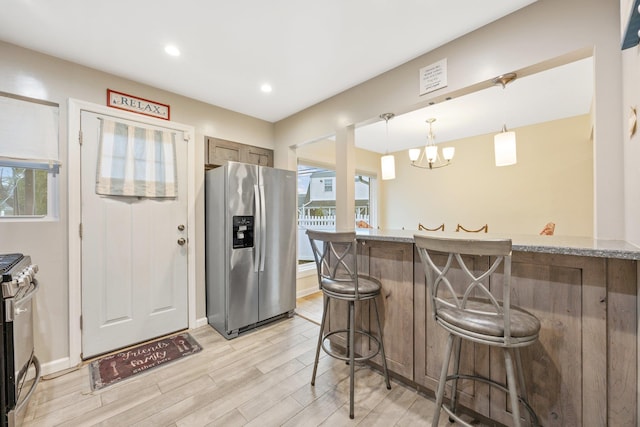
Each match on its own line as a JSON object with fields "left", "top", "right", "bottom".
{"left": 323, "top": 178, "right": 332, "bottom": 192}
{"left": 297, "top": 162, "right": 376, "bottom": 267}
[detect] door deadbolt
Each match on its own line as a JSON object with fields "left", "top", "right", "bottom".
{"left": 177, "top": 224, "right": 185, "bottom": 231}
{"left": 177, "top": 238, "right": 186, "bottom": 246}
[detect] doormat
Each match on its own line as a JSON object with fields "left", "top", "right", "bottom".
{"left": 89, "top": 332, "right": 201, "bottom": 391}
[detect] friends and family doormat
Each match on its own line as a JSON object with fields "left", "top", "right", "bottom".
{"left": 89, "top": 332, "right": 202, "bottom": 391}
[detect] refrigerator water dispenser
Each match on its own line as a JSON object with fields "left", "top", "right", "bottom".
{"left": 232, "top": 216, "right": 254, "bottom": 249}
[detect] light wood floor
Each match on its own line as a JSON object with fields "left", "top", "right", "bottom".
{"left": 22, "top": 294, "right": 456, "bottom": 427}
{"left": 292, "top": 291, "right": 324, "bottom": 325}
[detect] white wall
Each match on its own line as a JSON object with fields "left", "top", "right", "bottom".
{"left": 622, "top": 11, "right": 640, "bottom": 246}
{"left": 275, "top": 0, "right": 624, "bottom": 240}
{"left": 0, "top": 40, "right": 274, "bottom": 370}
{"left": 384, "top": 115, "right": 594, "bottom": 236}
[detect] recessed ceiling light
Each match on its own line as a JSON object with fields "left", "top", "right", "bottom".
{"left": 164, "top": 45, "right": 180, "bottom": 57}
{"left": 261, "top": 83, "right": 273, "bottom": 93}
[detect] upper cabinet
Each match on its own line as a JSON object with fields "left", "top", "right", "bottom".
{"left": 205, "top": 136, "right": 274, "bottom": 169}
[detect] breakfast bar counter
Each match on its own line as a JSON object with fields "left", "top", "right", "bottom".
{"left": 356, "top": 228, "right": 640, "bottom": 260}
{"left": 349, "top": 230, "right": 639, "bottom": 426}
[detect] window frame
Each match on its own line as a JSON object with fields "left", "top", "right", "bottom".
{"left": 0, "top": 92, "right": 60, "bottom": 221}
{"left": 0, "top": 160, "right": 60, "bottom": 221}
{"left": 296, "top": 159, "right": 378, "bottom": 273}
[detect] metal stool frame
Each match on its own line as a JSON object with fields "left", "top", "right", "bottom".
{"left": 307, "top": 229, "right": 391, "bottom": 419}
{"left": 414, "top": 234, "right": 540, "bottom": 427}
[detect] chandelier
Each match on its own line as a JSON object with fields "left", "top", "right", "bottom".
{"left": 408, "top": 118, "right": 454, "bottom": 169}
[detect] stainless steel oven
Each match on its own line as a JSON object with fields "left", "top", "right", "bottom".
{"left": 0, "top": 254, "right": 41, "bottom": 427}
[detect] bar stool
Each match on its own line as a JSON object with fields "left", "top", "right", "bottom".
{"left": 419, "top": 222, "right": 445, "bottom": 231}
{"left": 306, "top": 229, "right": 391, "bottom": 419}
{"left": 455, "top": 223, "right": 488, "bottom": 233}
{"left": 414, "top": 234, "right": 540, "bottom": 427}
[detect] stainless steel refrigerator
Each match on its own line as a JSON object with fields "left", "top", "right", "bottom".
{"left": 205, "top": 161, "right": 297, "bottom": 339}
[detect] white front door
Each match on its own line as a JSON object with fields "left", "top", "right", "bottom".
{"left": 80, "top": 110, "right": 189, "bottom": 358}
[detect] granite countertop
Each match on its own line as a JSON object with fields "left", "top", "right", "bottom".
{"left": 355, "top": 229, "right": 640, "bottom": 260}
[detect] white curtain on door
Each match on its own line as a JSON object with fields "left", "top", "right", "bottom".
{"left": 96, "top": 118, "right": 177, "bottom": 198}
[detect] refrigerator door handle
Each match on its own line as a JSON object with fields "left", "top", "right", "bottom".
{"left": 254, "top": 184, "right": 260, "bottom": 273}
{"left": 259, "top": 184, "right": 267, "bottom": 272}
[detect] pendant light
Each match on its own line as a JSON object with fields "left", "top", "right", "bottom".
{"left": 493, "top": 73, "right": 517, "bottom": 167}
{"left": 380, "top": 113, "right": 396, "bottom": 180}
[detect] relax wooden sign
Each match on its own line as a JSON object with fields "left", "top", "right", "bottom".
{"left": 107, "top": 89, "right": 170, "bottom": 120}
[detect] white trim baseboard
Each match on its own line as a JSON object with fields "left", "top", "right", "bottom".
{"left": 195, "top": 317, "right": 209, "bottom": 329}
{"left": 39, "top": 357, "right": 75, "bottom": 378}
{"left": 296, "top": 287, "right": 321, "bottom": 299}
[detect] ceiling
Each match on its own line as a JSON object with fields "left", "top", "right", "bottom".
{"left": 0, "top": 0, "right": 538, "bottom": 124}
{"left": 355, "top": 57, "right": 594, "bottom": 153}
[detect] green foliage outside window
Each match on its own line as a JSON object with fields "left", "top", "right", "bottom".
{"left": 0, "top": 166, "right": 48, "bottom": 216}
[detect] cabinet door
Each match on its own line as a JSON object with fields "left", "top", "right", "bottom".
{"left": 206, "top": 137, "right": 242, "bottom": 166}
{"left": 243, "top": 145, "right": 273, "bottom": 166}
{"left": 358, "top": 239, "right": 414, "bottom": 379}
{"left": 488, "top": 252, "right": 600, "bottom": 427}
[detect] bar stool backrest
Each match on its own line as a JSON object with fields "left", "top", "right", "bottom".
{"left": 418, "top": 222, "right": 445, "bottom": 232}
{"left": 456, "top": 223, "right": 488, "bottom": 233}
{"left": 414, "top": 235, "right": 523, "bottom": 345}
{"left": 306, "top": 230, "right": 360, "bottom": 299}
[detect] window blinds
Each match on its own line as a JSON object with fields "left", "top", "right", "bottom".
{"left": 0, "top": 92, "right": 60, "bottom": 172}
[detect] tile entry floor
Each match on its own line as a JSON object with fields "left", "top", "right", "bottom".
{"left": 22, "top": 293, "right": 468, "bottom": 427}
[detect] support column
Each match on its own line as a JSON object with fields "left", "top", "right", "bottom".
{"left": 335, "top": 125, "right": 355, "bottom": 231}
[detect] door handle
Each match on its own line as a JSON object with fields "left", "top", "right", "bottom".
{"left": 177, "top": 224, "right": 185, "bottom": 231}
{"left": 177, "top": 238, "right": 186, "bottom": 246}
{"left": 254, "top": 184, "right": 260, "bottom": 273}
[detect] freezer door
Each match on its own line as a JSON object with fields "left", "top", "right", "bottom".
{"left": 258, "top": 166, "right": 297, "bottom": 321}
{"left": 226, "top": 162, "right": 260, "bottom": 332}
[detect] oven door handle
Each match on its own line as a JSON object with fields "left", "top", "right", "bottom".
{"left": 5, "top": 278, "right": 39, "bottom": 322}
{"left": 14, "top": 355, "right": 41, "bottom": 413}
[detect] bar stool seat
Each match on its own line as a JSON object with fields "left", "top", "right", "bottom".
{"left": 414, "top": 234, "right": 541, "bottom": 427}
{"left": 438, "top": 298, "right": 540, "bottom": 339}
{"left": 306, "top": 229, "right": 391, "bottom": 419}
{"left": 321, "top": 275, "right": 381, "bottom": 297}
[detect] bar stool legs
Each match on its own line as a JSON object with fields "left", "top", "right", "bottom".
{"left": 348, "top": 300, "right": 355, "bottom": 418}
{"left": 372, "top": 298, "right": 391, "bottom": 390}
{"left": 432, "top": 333, "right": 540, "bottom": 427}
{"left": 310, "top": 296, "right": 391, "bottom": 420}
{"left": 432, "top": 334, "right": 454, "bottom": 427}
{"left": 504, "top": 348, "right": 522, "bottom": 426}
{"left": 311, "top": 295, "right": 329, "bottom": 387}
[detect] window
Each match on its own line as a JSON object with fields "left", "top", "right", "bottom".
{"left": 0, "top": 167, "right": 48, "bottom": 216}
{"left": 0, "top": 93, "right": 59, "bottom": 219}
{"left": 297, "top": 162, "right": 376, "bottom": 268}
